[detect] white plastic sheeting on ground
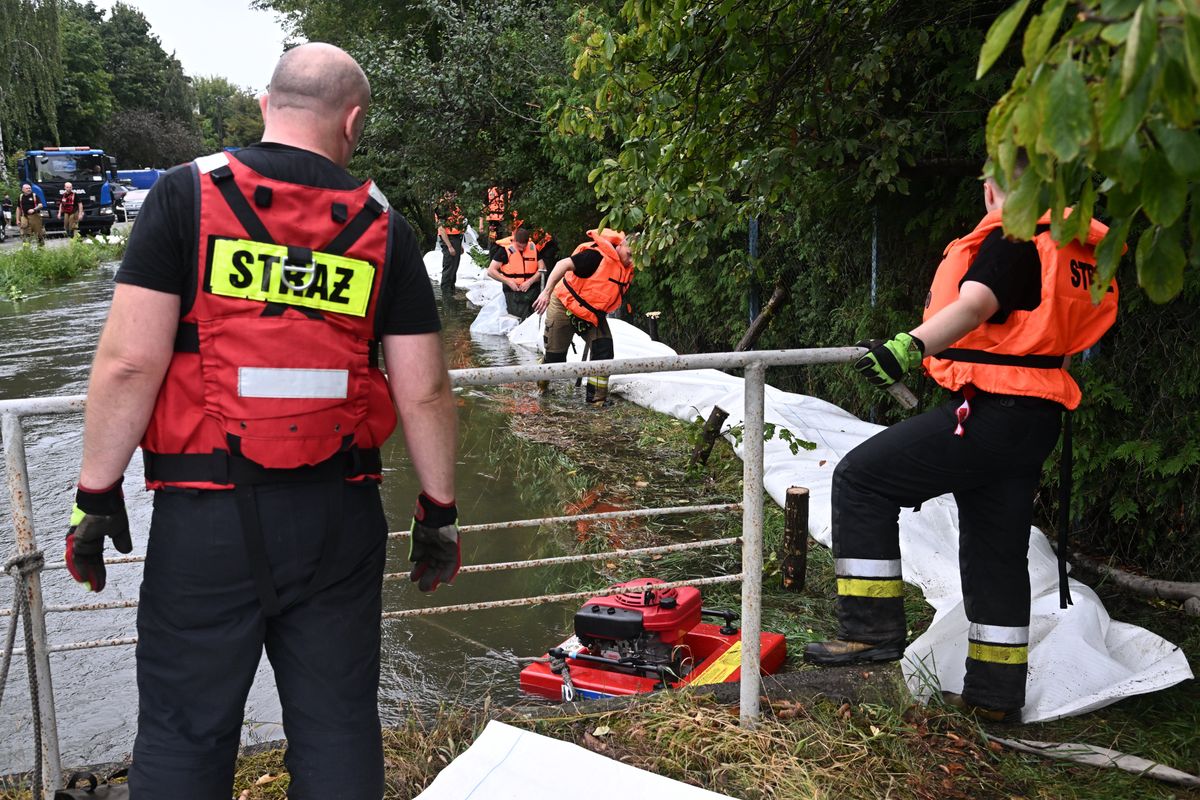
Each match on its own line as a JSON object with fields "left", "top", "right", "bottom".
{"left": 415, "top": 721, "right": 734, "bottom": 800}
{"left": 488, "top": 310, "right": 1193, "bottom": 722}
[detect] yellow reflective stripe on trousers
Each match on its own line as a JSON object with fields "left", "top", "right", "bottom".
{"left": 968, "top": 642, "right": 1029, "bottom": 665}
{"left": 208, "top": 238, "right": 375, "bottom": 317}
{"left": 837, "top": 578, "right": 904, "bottom": 598}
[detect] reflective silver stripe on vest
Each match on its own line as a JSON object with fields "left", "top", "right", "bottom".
{"left": 368, "top": 181, "right": 390, "bottom": 210}
{"left": 835, "top": 558, "right": 902, "bottom": 578}
{"left": 968, "top": 623, "right": 1029, "bottom": 645}
{"left": 238, "top": 367, "right": 349, "bottom": 399}
{"left": 195, "top": 152, "right": 231, "bottom": 174}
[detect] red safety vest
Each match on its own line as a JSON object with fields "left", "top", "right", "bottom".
{"left": 140, "top": 151, "right": 397, "bottom": 490}
{"left": 922, "top": 209, "right": 1119, "bottom": 410}
{"left": 494, "top": 236, "right": 539, "bottom": 279}
{"left": 59, "top": 191, "right": 78, "bottom": 215}
{"left": 554, "top": 229, "right": 632, "bottom": 326}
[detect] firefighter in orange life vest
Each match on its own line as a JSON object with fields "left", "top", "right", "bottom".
{"left": 65, "top": 43, "right": 458, "bottom": 798}
{"left": 434, "top": 190, "right": 465, "bottom": 292}
{"left": 532, "top": 228, "right": 634, "bottom": 405}
{"left": 486, "top": 226, "right": 541, "bottom": 320}
{"left": 479, "top": 184, "right": 510, "bottom": 244}
{"left": 804, "top": 155, "right": 1118, "bottom": 724}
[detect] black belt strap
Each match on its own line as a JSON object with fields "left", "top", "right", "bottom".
{"left": 143, "top": 447, "right": 382, "bottom": 485}
{"left": 934, "top": 348, "right": 1066, "bottom": 369}
{"left": 1058, "top": 412, "right": 1074, "bottom": 609}
{"left": 174, "top": 322, "right": 200, "bottom": 353}
{"left": 235, "top": 485, "right": 283, "bottom": 617}
{"left": 562, "top": 278, "right": 609, "bottom": 325}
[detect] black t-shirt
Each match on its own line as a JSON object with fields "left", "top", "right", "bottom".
{"left": 538, "top": 237, "right": 559, "bottom": 270}
{"left": 569, "top": 248, "right": 602, "bottom": 279}
{"left": 18, "top": 193, "right": 40, "bottom": 214}
{"left": 961, "top": 228, "right": 1042, "bottom": 324}
{"left": 115, "top": 142, "right": 440, "bottom": 336}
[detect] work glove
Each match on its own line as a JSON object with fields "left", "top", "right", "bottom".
{"left": 409, "top": 492, "right": 460, "bottom": 592}
{"left": 854, "top": 332, "right": 925, "bottom": 388}
{"left": 65, "top": 481, "right": 132, "bottom": 593}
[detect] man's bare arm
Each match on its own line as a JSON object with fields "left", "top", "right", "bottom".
{"left": 909, "top": 280, "right": 1001, "bottom": 355}
{"left": 78, "top": 284, "right": 180, "bottom": 488}
{"left": 382, "top": 332, "right": 456, "bottom": 503}
{"left": 532, "top": 256, "right": 575, "bottom": 313}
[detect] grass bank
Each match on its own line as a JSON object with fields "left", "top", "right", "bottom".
{"left": 0, "top": 235, "right": 126, "bottom": 301}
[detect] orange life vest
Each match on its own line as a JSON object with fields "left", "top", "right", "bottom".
{"left": 494, "top": 236, "right": 539, "bottom": 280}
{"left": 140, "top": 151, "right": 397, "bottom": 490}
{"left": 486, "top": 186, "right": 507, "bottom": 222}
{"left": 435, "top": 201, "right": 464, "bottom": 235}
{"left": 554, "top": 229, "right": 632, "bottom": 326}
{"left": 922, "top": 209, "right": 1118, "bottom": 410}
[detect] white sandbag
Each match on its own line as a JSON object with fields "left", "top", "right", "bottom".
{"left": 470, "top": 290, "right": 521, "bottom": 336}
{"left": 415, "top": 721, "right": 733, "bottom": 800}
{"left": 506, "top": 319, "right": 1194, "bottom": 721}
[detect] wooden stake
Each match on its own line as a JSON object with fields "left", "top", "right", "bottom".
{"left": 689, "top": 406, "right": 729, "bottom": 466}
{"left": 781, "top": 486, "right": 809, "bottom": 592}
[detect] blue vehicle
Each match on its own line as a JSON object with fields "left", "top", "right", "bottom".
{"left": 19, "top": 146, "right": 121, "bottom": 235}
{"left": 117, "top": 168, "right": 165, "bottom": 190}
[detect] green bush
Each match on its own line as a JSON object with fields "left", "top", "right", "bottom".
{"left": 0, "top": 234, "right": 126, "bottom": 300}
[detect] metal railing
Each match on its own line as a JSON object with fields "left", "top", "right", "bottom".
{"left": 0, "top": 346, "right": 861, "bottom": 799}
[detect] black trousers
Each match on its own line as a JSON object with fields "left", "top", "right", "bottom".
{"left": 440, "top": 233, "right": 463, "bottom": 291}
{"left": 503, "top": 282, "right": 539, "bottom": 320}
{"left": 831, "top": 390, "right": 1062, "bottom": 711}
{"left": 129, "top": 482, "right": 388, "bottom": 800}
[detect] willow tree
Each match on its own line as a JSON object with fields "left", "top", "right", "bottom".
{"left": 0, "top": 0, "right": 61, "bottom": 180}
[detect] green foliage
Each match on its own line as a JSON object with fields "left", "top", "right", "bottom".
{"left": 194, "top": 75, "right": 264, "bottom": 151}
{"left": 52, "top": 2, "right": 115, "bottom": 146}
{"left": 983, "top": 0, "right": 1200, "bottom": 302}
{"left": 0, "top": 233, "right": 126, "bottom": 299}
{"left": 101, "top": 2, "right": 195, "bottom": 125}
{"left": 0, "top": 0, "right": 62, "bottom": 151}
{"left": 102, "top": 108, "right": 203, "bottom": 168}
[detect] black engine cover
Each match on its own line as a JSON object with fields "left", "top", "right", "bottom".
{"left": 575, "top": 603, "right": 644, "bottom": 642}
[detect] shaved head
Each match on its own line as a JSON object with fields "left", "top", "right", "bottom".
{"left": 267, "top": 42, "right": 370, "bottom": 117}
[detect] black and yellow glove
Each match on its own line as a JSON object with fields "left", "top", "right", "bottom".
{"left": 854, "top": 333, "right": 925, "bottom": 389}
{"left": 409, "top": 493, "right": 460, "bottom": 592}
{"left": 65, "top": 481, "right": 132, "bottom": 593}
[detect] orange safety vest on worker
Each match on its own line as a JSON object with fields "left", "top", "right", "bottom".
{"left": 140, "top": 151, "right": 397, "bottom": 490}
{"left": 435, "top": 201, "right": 464, "bottom": 235}
{"left": 554, "top": 228, "right": 633, "bottom": 327}
{"left": 486, "top": 186, "right": 507, "bottom": 222}
{"left": 494, "top": 236, "right": 539, "bottom": 280}
{"left": 923, "top": 209, "right": 1118, "bottom": 410}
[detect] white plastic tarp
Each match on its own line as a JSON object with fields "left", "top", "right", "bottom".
{"left": 415, "top": 721, "right": 734, "bottom": 800}
{"left": 495, "top": 313, "right": 1193, "bottom": 722}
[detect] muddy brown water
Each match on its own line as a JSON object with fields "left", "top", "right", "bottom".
{"left": 0, "top": 268, "right": 716, "bottom": 772}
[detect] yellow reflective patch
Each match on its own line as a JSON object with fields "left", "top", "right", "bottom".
{"left": 838, "top": 578, "right": 904, "bottom": 598}
{"left": 968, "top": 642, "right": 1028, "bottom": 665}
{"left": 690, "top": 640, "right": 742, "bottom": 686}
{"left": 208, "top": 238, "right": 375, "bottom": 317}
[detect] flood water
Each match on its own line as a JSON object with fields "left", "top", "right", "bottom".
{"left": 0, "top": 267, "right": 610, "bottom": 771}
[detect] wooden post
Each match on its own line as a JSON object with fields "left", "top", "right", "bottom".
{"left": 781, "top": 486, "right": 809, "bottom": 592}
{"left": 689, "top": 406, "right": 729, "bottom": 466}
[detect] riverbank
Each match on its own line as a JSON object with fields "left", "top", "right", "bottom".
{"left": 0, "top": 234, "right": 126, "bottom": 301}
{"left": 6, "top": 393, "right": 1191, "bottom": 799}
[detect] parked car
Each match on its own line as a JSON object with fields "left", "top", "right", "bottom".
{"left": 122, "top": 188, "right": 149, "bottom": 220}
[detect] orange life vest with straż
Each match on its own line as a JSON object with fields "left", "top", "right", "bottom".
{"left": 922, "top": 209, "right": 1118, "bottom": 410}
{"left": 554, "top": 228, "right": 633, "bottom": 326}
{"left": 435, "top": 201, "right": 464, "bottom": 235}
{"left": 494, "top": 236, "right": 539, "bottom": 280}
{"left": 139, "top": 151, "right": 397, "bottom": 490}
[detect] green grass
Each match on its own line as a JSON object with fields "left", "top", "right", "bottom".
{"left": 0, "top": 234, "right": 126, "bottom": 300}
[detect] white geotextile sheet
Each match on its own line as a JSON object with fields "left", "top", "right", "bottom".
{"left": 415, "top": 721, "right": 733, "bottom": 799}
{"left": 499, "top": 313, "right": 1194, "bottom": 722}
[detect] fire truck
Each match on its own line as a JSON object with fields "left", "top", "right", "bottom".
{"left": 18, "top": 146, "right": 122, "bottom": 236}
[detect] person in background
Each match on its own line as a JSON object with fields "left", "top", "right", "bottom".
{"left": 65, "top": 43, "right": 459, "bottom": 799}
{"left": 803, "top": 155, "right": 1118, "bottom": 724}
{"left": 479, "top": 184, "right": 509, "bottom": 245}
{"left": 532, "top": 228, "right": 558, "bottom": 278}
{"left": 17, "top": 183, "right": 45, "bottom": 247}
{"left": 434, "top": 190, "right": 465, "bottom": 293}
{"left": 486, "top": 226, "right": 541, "bottom": 320}
{"left": 59, "top": 181, "right": 83, "bottom": 238}
{"left": 532, "top": 228, "right": 634, "bottom": 406}
{"left": 2, "top": 194, "right": 13, "bottom": 233}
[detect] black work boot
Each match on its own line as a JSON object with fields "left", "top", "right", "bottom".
{"left": 940, "top": 692, "right": 1021, "bottom": 723}
{"left": 803, "top": 638, "right": 905, "bottom": 666}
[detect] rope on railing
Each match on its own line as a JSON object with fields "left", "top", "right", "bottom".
{"left": 1, "top": 550, "right": 46, "bottom": 794}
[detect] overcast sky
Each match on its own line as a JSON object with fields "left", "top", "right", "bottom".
{"left": 91, "top": 0, "right": 298, "bottom": 93}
